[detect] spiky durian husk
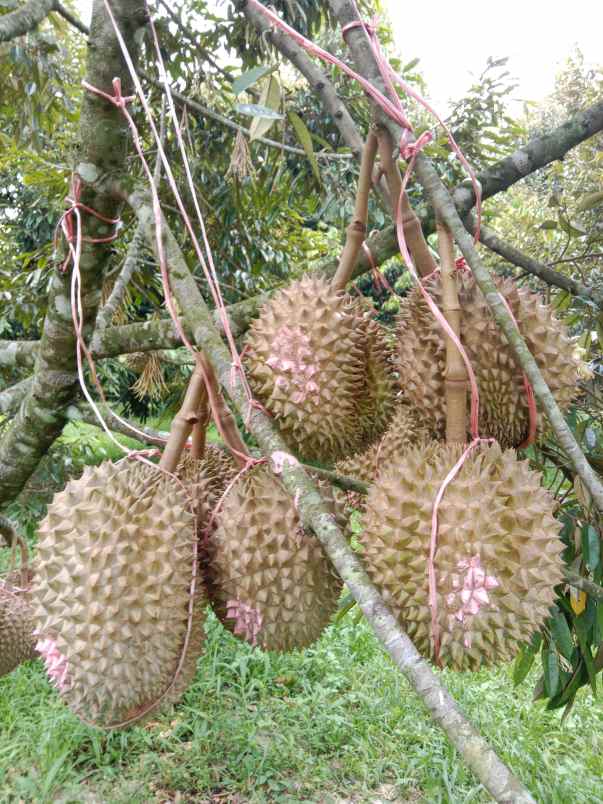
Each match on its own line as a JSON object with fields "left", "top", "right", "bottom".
{"left": 245, "top": 275, "right": 368, "bottom": 463}
{"left": 206, "top": 464, "right": 343, "bottom": 651}
{"left": 338, "top": 405, "right": 430, "bottom": 487}
{"left": 178, "top": 445, "right": 240, "bottom": 529}
{"left": 397, "top": 272, "right": 582, "bottom": 448}
{"left": 356, "top": 318, "right": 397, "bottom": 447}
{"left": 32, "top": 461, "right": 205, "bottom": 727}
{"left": 361, "top": 442, "right": 564, "bottom": 670}
{"left": 0, "top": 574, "right": 36, "bottom": 677}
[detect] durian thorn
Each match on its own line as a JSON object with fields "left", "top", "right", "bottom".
{"left": 376, "top": 127, "right": 437, "bottom": 279}
{"left": 331, "top": 130, "right": 378, "bottom": 292}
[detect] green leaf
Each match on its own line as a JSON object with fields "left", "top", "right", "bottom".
{"left": 287, "top": 111, "right": 321, "bottom": 184}
{"left": 235, "top": 103, "right": 283, "bottom": 121}
{"left": 576, "top": 191, "right": 603, "bottom": 212}
{"left": 513, "top": 645, "right": 537, "bottom": 686}
{"left": 582, "top": 524, "right": 601, "bottom": 572}
{"left": 575, "top": 614, "right": 597, "bottom": 695}
{"left": 550, "top": 610, "right": 574, "bottom": 661}
{"left": 402, "top": 57, "right": 420, "bottom": 72}
{"left": 538, "top": 220, "right": 558, "bottom": 230}
{"left": 248, "top": 76, "right": 282, "bottom": 142}
{"left": 232, "top": 65, "right": 275, "bottom": 96}
{"left": 543, "top": 645, "right": 560, "bottom": 698}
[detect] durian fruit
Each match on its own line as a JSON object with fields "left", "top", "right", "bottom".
{"left": 0, "top": 570, "right": 37, "bottom": 677}
{"left": 206, "top": 464, "right": 343, "bottom": 651}
{"left": 178, "top": 444, "right": 239, "bottom": 530}
{"left": 337, "top": 404, "right": 431, "bottom": 489}
{"left": 245, "top": 275, "right": 368, "bottom": 463}
{"left": 355, "top": 317, "right": 397, "bottom": 448}
{"left": 397, "top": 272, "right": 582, "bottom": 448}
{"left": 360, "top": 441, "right": 564, "bottom": 670}
{"left": 32, "top": 460, "right": 205, "bottom": 727}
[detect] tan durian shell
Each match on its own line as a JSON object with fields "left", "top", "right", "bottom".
{"left": 178, "top": 444, "right": 239, "bottom": 530}
{"left": 244, "top": 275, "right": 368, "bottom": 463}
{"left": 0, "top": 570, "right": 36, "bottom": 677}
{"left": 397, "top": 272, "right": 582, "bottom": 448}
{"left": 355, "top": 317, "right": 397, "bottom": 447}
{"left": 32, "top": 460, "right": 205, "bottom": 727}
{"left": 361, "top": 442, "right": 565, "bottom": 670}
{"left": 206, "top": 464, "right": 343, "bottom": 652}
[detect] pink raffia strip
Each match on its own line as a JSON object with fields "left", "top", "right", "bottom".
{"left": 99, "top": 0, "right": 259, "bottom": 433}
{"left": 59, "top": 176, "right": 166, "bottom": 458}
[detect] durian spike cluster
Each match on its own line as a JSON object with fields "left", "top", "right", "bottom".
{"left": 32, "top": 459, "right": 205, "bottom": 728}
{"left": 360, "top": 442, "right": 565, "bottom": 670}
{"left": 397, "top": 271, "right": 582, "bottom": 448}
{"left": 245, "top": 274, "right": 396, "bottom": 463}
{"left": 205, "top": 463, "right": 343, "bottom": 652}
{"left": 0, "top": 568, "right": 37, "bottom": 677}
{"left": 336, "top": 403, "right": 431, "bottom": 509}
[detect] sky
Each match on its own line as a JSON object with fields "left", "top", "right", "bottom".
{"left": 76, "top": 0, "right": 601, "bottom": 111}
{"left": 383, "top": 0, "right": 602, "bottom": 111}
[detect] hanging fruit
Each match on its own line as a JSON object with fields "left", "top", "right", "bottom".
{"left": 205, "top": 463, "right": 343, "bottom": 651}
{"left": 31, "top": 363, "right": 211, "bottom": 728}
{"left": 397, "top": 271, "right": 582, "bottom": 448}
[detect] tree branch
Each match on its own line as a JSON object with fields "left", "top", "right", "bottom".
{"left": 465, "top": 215, "right": 603, "bottom": 309}
{"left": 53, "top": 1, "right": 89, "bottom": 35}
{"left": 0, "top": 0, "right": 55, "bottom": 42}
{"left": 454, "top": 99, "right": 603, "bottom": 218}
{"left": 0, "top": 377, "right": 32, "bottom": 416}
{"left": 327, "top": 0, "right": 603, "bottom": 520}
{"left": 72, "top": 403, "right": 166, "bottom": 447}
{"left": 565, "top": 570, "right": 603, "bottom": 603}
{"left": 153, "top": 76, "right": 353, "bottom": 160}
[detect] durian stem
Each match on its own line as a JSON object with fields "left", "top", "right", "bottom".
{"left": 196, "top": 352, "right": 250, "bottom": 468}
{"left": 331, "top": 130, "right": 378, "bottom": 291}
{"left": 191, "top": 386, "right": 210, "bottom": 460}
{"left": 437, "top": 218, "right": 468, "bottom": 444}
{"left": 376, "top": 127, "right": 437, "bottom": 278}
{"left": 300, "top": 463, "right": 369, "bottom": 495}
{"left": 159, "top": 360, "right": 207, "bottom": 473}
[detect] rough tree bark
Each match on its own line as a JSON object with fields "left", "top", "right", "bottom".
{"left": 0, "top": 0, "right": 56, "bottom": 42}
{"left": 0, "top": 0, "right": 147, "bottom": 507}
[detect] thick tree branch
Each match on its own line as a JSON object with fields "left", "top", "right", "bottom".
{"left": 0, "top": 0, "right": 146, "bottom": 507}
{"left": 454, "top": 99, "right": 603, "bottom": 218}
{"left": 328, "top": 0, "right": 603, "bottom": 519}
{"left": 0, "top": 377, "right": 32, "bottom": 416}
{"left": 465, "top": 215, "right": 603, "bottom": 309}
{"left": 129, "top": 183, "right": 535, "bottom": 804}
{"left": 0, "top": 0, "right": 55, "bottom": 42}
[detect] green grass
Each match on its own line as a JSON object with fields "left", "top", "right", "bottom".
{"left": 1, "top": 610, "right": 602, "bottom": 804}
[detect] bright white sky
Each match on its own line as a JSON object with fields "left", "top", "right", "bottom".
{"left": 383, "top": 0, "right": 602, "bottom": 111}
{"left": 77, "top": 0, "right": 601, "bottom": 111}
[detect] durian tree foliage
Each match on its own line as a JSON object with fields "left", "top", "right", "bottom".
{"left": 0, "top": 0, "right": 602, "bottom": 800}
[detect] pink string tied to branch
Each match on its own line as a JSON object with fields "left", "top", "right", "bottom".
{"left": 54, "top": 173, "right": 121, "bottom": 273}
